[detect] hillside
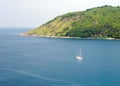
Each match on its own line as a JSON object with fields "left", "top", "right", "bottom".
{"left": 24, "top": 5, "right": 120, "bottom": 39}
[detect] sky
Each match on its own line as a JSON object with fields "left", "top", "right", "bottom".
{"left": 0, "top": 0, "right": 119, "bottom": 28}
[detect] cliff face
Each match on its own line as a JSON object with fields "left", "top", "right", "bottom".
{"left": 25, "top": 5, "right": 120, "bottom": 39}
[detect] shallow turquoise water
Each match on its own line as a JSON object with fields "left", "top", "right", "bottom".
{"left": 0, "top": 28, "right": 120, "bottom": 86}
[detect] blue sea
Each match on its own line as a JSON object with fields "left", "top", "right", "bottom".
{"left": 0, "top": 28, "right": 120, "bottom": 86}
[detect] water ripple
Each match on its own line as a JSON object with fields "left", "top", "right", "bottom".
{"left": 0, "top": 68, "right": 81, "bottom": 86}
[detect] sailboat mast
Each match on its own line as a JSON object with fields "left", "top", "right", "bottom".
{"left": 80, "top": 48, "right": 82, "bottom": 56}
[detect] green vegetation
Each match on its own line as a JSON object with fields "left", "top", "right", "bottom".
{"left": 25, "top": 5, "right": 120, "bottom": 39}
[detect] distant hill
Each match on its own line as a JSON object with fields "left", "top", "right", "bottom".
{"left": 24, "top": 5, "right": 120, "bottom": 39}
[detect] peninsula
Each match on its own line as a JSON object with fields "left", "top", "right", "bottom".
{"left": 23, "top": 5, "right": 120, "bottom": 39}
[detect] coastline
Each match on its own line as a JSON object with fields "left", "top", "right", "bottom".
{"left": 20, "top": 33, "right": 119, "bottom": 40}
{"left": 20, "top": 33, "right": 77, "bottom": 39}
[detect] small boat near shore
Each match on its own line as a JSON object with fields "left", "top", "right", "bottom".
{"left": 76, "top": 48, "right": 83, "bottom": 60}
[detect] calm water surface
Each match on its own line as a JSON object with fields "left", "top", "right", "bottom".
{"left": 0, "top": 28, "right": 120, "bottom": 86}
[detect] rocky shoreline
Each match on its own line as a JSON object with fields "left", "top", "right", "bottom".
{"left": 20, "top": 33, "right": 118, "bottom": 40}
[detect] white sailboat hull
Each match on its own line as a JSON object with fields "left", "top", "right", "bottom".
{"left": 76, "top": 56, "right": 83, "bottom": 60}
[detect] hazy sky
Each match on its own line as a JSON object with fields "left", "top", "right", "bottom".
{"left": 0, "top": 0, "right": 119, "bottom": 28}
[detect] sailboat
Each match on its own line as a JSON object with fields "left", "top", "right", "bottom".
{"left": 76, "top": 48, "right": 83, "bottom": 60}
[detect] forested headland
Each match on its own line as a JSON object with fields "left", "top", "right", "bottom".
{"left": 24, "top": 5, "right": 120, "bottom": 39}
